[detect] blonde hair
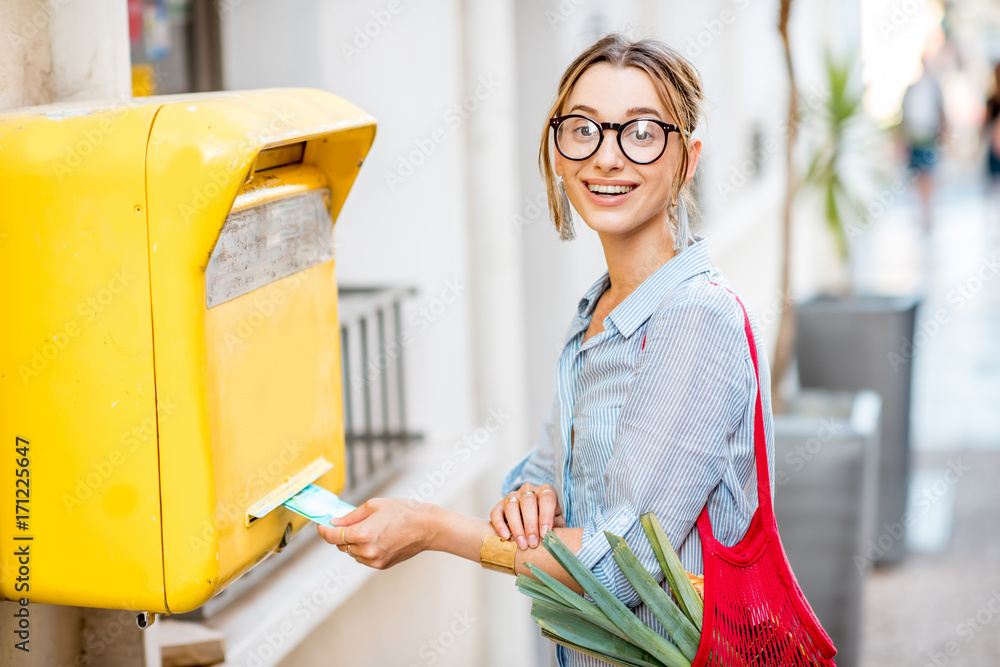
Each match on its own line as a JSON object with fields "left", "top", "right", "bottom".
{"left": 539, "top": 34, "right": 704, "bottom": 247}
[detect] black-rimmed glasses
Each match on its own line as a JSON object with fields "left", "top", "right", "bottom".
{"left": 549, "top": 114, "right": 679, "bottom": 165}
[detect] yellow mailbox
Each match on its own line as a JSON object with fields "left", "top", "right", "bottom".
{"left": 0, "top": 89, "right": 375, "bottom": 613}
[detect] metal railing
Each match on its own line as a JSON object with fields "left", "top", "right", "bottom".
{"left": 337, "top": 285, "right": 423, "bottom": 500}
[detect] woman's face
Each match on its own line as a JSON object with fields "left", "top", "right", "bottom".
{"left": 555, "top": 63, "right": 700, "bottom": 239}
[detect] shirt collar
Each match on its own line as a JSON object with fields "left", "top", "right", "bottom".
{"left": 573, "top": 236, "right": 714, "bottom": 340}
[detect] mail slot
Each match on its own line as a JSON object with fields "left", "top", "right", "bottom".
{"left": 0, "top": 89, "right": 376, "bottom": 613}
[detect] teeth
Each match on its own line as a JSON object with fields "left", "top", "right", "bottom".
{"left": 588, "top": 183, "right": 636, "bottom": 195}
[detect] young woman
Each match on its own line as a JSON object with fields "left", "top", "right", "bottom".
{"left": 319, "top": 34, "right": 774, "bottom": 666}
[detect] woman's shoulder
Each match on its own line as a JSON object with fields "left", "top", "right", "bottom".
{"left": 648, "top": 270, "right": 746, "bottom": 332}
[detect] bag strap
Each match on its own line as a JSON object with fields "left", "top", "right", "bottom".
{"left": 729, "top": 290, "right": 774, "bottom": 520}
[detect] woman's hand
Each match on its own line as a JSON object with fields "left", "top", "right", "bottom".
{"left": 317, "top": 498, "right": 436, "bottom": 570}
{"left": 489, "top": 483, "right": 565, "bottom": 550}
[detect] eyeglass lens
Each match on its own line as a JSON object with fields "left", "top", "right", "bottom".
{"left": 555, "top": 117, "right": 667, "bottom": 163}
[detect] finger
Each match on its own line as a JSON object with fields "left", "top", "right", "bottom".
{"left": 328, "top": 500, "right": 376, "bottom": 527}
{"left": 519, "top": 490, "right": 540, "bottom": 548}
{"left": 338, "top": 543, "right": 366, "bottom": 562}
{"left": 503, "top": 496, "right": 527, "bottom": 550}
{"left": 490, "top": 502, "right": 511, "bottom": 540}
{"left": 318, "top": 524, "right": 338, "bottom": 544}
{"left": 318, "top": 523, "right": 352, "bottom": 545}
{"left": 537, "top": 488, "right": 558, "bottom": 538}
{"left": 551, "top": 497, "right": 567, "bottom": 528}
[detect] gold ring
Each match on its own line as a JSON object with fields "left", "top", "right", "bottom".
{"left": 340, "top": 527, "right": 347, "bottom": 544}
{"left": 539, "top": 488, "right": 556, "bottom": 496}
{"left": 346, "top": 544, "right": 353, "bottom": 557}
{"left": 505, "top": 496, "right": 520, "bottom": 505}
{"left": 521, "top": 490, "right": 537, "bottom": 498}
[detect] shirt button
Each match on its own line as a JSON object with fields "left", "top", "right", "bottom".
{"left": 619, "top": 517, "right": 628, "bottom": 527}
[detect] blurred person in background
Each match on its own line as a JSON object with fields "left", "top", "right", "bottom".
{"left": 901, "top": 55, "right": 947, "bottom": 231}
{"left": 982, "top": 62, "right": 1000, "bottom": 215}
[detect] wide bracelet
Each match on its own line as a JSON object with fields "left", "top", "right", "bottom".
{"left": 480, "top": 534, "right": 517, "bottom": 575}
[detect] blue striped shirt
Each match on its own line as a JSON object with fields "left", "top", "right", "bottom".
{"left": 501, "top": 236, "right": 775, "bottom": 667}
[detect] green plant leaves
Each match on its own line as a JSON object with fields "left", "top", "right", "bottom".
{"left": 516, "top": 514, "right": 709, "bottom": 667}
{"left": 639, "top": 513, "right": 704, "bottom": 631}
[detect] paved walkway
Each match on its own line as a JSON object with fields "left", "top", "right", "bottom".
{"left": 855, "top": 168, "right": 1000, "bottom": 667}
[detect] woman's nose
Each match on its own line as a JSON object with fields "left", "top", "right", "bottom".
{"left": 592, "top": 131, "right": 625, "bottom": 171}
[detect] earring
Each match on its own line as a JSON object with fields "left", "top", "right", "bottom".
{"left": 557, "top": 177, "right": 576, "bottom": 241}
{"left": 673, "top": 198, "right": 690, "bottom": 252}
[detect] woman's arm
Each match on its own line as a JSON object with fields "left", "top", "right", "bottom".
{"left": 317, "top": 499, "right": 584, "bottom": 593}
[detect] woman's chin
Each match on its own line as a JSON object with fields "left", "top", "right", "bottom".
{"left": 579, "top": 214, "right": 652, "bottom": 238}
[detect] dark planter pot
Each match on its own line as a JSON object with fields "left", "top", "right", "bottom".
{"left": 795, "top": 294, "right": 919, "bottom": 564}
{"left": 773, "top": 389, "right": 882, "bottom": 667}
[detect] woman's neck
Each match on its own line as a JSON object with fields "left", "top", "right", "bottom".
{"left": 598, "top": 217, "right": 677, "bottom": 301}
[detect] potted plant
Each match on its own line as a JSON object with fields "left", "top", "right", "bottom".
{"left": 790, "top": 49, "right": 920, "bottom": 568}
{"left": 769, "top": 8, "right": 902, "bottom": 667}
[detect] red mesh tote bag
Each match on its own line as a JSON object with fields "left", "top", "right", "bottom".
{"left": 691, "top": 287, "right": 837, "bottom": 667}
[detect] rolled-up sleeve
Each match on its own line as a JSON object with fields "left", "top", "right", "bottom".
{"left": 501, "top": 392, "right": 559, "bottom": 496}
{"left": 574, "top": 294, "right": 749, "bottom": 607}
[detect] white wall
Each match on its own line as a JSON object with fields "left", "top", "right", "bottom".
{"left": 223, "top": 0, "right": 478, "bottom": 445}
{"left": 0, "top": 0, "right": 131, "bottom": 108}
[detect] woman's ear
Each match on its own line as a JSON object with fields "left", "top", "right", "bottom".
{"left": 553, "top": 150, "right": 563, "bottom": 179}
{"left": 684, "top": 139, "right": 703, "bottom": 184}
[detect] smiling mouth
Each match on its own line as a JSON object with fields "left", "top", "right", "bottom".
{"left": 587, "top": 183, "right": 636, "bottom": 196}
